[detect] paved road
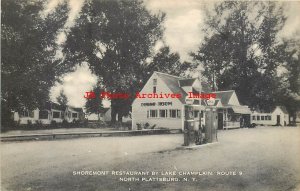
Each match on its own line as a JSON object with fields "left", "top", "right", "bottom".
{"left": 1, "top": 127, "right": 300, "bottom": 191}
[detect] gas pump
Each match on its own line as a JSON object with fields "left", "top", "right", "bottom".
{"left": 183, "top": 99, "right": 204, "bottom": 146}
{"left": 204, "top": 107, "right": 218, "bottom": 143}
{"left": 183, "top": 97, "right": 218, "bottom": 146}
{"left": 183, "top": 105, "right": 196, "bottom": 146}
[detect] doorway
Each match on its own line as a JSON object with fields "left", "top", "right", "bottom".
{"left": 218, "top": 112, "right": 223, "bottom": 130}
{"left": 277, "top": 115, "right": 280, "bottom": 125}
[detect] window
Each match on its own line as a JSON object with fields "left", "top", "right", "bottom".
{"left": 153, "top": 86, "right": 156, "bottom": 93}
{"left": 194, "top": 111, "right": 199, "bottom": 118}
{"left": 252, "top": 116, "right": 256, "bottom": 120}
{"left": 72, "top": 113, "right": 78, "bottom": 118}
{"left": 268, "top": 115, "right": 271, "bottom": 120}
{"left": 261, "top": 116, "right": 265, "bottom": 120}
{"left": 149, "top": 110, "right": 158, "bottom": 118}
{"left": 29, "top": 111, "right": 34, "bottom": 118}
{"left": 153, "top": 79, "right": 157, "bottom": 85}
{"left": 53, "top": 111, "right": 60, "bottom": 118}
{"left": 20, "top": 111, "right": 29, "bottom": 117}
{"left": 257, "top": 116, "right": 260, "bottom": 120}
{"left": 39, "top": 110, "right": 48, "bottom": 119}
{"left": 177, "top": 110, "right": 181, "bottom": 118}
{"left": 159, "top": 110, "right": 167, "bottom": 118}
{"left": 169, "top": 110, "right": 177, "bottom": 118}
{"left": 169, "top": 109, "right": 181, "bottom": 118}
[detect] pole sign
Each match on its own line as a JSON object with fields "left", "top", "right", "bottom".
{"left": 206, "top": 98, "right": 216, "bottom": 106}
{"left": 185, "top": 96, "right": 194, "bottom": 105}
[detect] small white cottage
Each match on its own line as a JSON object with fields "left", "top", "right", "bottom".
{"left": 13, "top": 102, "right": 84, "bottom": 125}
{"left": 251, "top": 106, "right": 289, "bottom": 126}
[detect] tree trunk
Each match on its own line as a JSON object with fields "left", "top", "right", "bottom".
{"left": 97, "top": 112, "right": 100, "bottom": 121}
{"left": 111, "top": 107, "right": 117, "bottom": 124}
{"left": 118, "top": 112, "right": 123, "bottom": 122}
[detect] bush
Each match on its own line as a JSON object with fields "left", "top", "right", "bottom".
{"left": 150, "top": 124, "right": 156, "bottom": 129}
{"left": 136, "top": 123, "right": 142, "bottom": 130}
{"left": 62, "top": 119, "right": 69, "bottom": 127}
{"left": 50, "top": 120, "right": 57, "bottom": 128}
{"left": 27, "top": 120, "right": 33, "bottom": 128}
{"left": 33, "top": 120, "right": 42, "bottom": 128}
{"left": 144, "top": 122, "right": 150, "bottom": 129}
{"left": 136, "top": 123, "right": 156, "bottom": 130}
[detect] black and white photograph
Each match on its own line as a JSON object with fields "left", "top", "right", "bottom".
{"left": 1, "top": 0, "right": 300, "bottom": 190}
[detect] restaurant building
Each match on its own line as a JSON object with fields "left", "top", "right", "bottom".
{"left": 131, "top": 72, "right": 251, "bottom": 130}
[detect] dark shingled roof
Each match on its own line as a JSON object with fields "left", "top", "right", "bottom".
{"left": 101, "top": 108, "right": 110, "bottom": 114}
{"left": 40, "top": 101, "right": 66, "bottom": 111}
{"left": 179, "top": 79, "right": 196, "bottom": 87}
{"left": 155, "top": 72, "right": 213, "bottom": 103}
{"left": 69, "top": 106, "right": 83, "bottom": 113}
{"left": 212, "top": 90, "right": 235, "bottom": 106}
{"left": 51, "top": 102, "right": 66, "bottom": 111}
{"left": 156, "top": 72, "right": 187, "bottom": 103}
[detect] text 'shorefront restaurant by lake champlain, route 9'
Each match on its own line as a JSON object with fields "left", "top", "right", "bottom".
{"left": 131, "top": 71, "right": 252, "bottom": 130}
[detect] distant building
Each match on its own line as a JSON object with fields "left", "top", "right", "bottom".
{"left": 85, "top": 108, "right": 131, "bottom": 123}
{"left": 13, "top": 102, "right": 84, "bottom": 125}
{"left": 251, "top": 106, "right": 289, "bottom": 126}
{"left": 102, "top": 108, "right": 131, "bottom": 123}
{"left": 85, "top": 108, "right": 110, "bottom": 121}
{"left": 212, "top": 90, "right": 251, "bottom": 129}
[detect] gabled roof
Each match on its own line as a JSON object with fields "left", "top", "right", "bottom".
{"left": 51, "top": 102, "right": 66, "bottom": 111}
{"left": 178, "top": 79, "right": 196, "bottom": 87}
{"left": 155, "top": 72, "right": 213, "bottom": 103}
{"left": 101, "top": 108, "right": 110, "bottom": 114}
{"left": 155, "top": 72, "right": 187, "bottom": 103}
{"left": 68, "top": 106, "right": 83, "bottom": 113}
{"left": 201, "top": 82, "right": 212, "bottom": 93}
{"left": 40, "top": 101, "right": 66, "bottom": 111}
{"left": 274, "top": 106, "right": 288, "bottom": 114}
{"left": 212, "top": 90, "right": 235, "bottom": 106}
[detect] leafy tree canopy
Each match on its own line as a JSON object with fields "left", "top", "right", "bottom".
{"left": 64, "top": 0, "right": 190, "bottom": 122}
{"left": 1, "top": 0, "right": 72, "bottom": 126}
{"left": 191, "top": 1, "right": 299, "bottom": 112}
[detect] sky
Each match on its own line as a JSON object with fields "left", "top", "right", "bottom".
{"left": 48, "top": 0, "right": 300, "bottom": 108}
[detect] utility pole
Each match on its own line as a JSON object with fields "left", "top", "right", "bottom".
{"left": 198, "top": 69, "right": 202, "bottom": 107}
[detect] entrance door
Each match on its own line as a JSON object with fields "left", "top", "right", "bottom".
{"left": 277, "top": 115, "right": 280, "bottom": 125}
{"left": 242, "top": 114, "right": 250, "bottom": 128}
{"left": 218, "top": 113, "right": 223, "bottom": 130}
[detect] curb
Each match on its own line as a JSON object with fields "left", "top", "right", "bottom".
{"left": 0, "top": 129, "right": 182, "bottom": 142}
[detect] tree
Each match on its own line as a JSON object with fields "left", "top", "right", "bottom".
{"left": 56, "top": 90, "right": 68, "bottom": 107}
{"left": 63, "top": 0, "right": 165, "bottom": 123}
{"left": 1, "top": 0, "right": 71, "bottom": 127}
{"left": 276, "top": 40, "right": 300, "bottom": 122}
{"left": 145, "top": 46, "right": 192, "bottom": 79}
{"left": 191, "top": 1, "right": 290, "bottom": 112}
{"left": 85, "top": 86, "right": 104, "bottom": 121}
